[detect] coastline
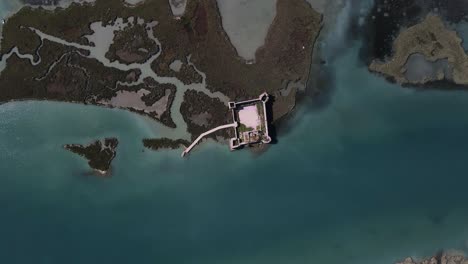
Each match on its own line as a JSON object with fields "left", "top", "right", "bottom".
{"left": 0, "top": 0, "right": 22, "bottom": 50}
{"left": 0, "top": 0, "right": 323, "bottom": 152}
{"left": 0, "top": 97, "right": 178, "bottom": 128}
{"left": 5, "top": 1, "right": 468, "bottom": 263}
{"left": 368, "top": 14, "right": 468, "bottom": 87}
{"left": 63, "top": 137, "right": 118, "bottom": 174}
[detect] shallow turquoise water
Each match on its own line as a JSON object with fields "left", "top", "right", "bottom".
{"left": 2, "top": 2, "right": 468, "bottom": 264}
{"left": 2, "top": 42, "right": 468, "bottom": 263}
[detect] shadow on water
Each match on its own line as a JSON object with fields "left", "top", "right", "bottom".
{"left": 265, "top": 94, "right": 278, "bottom": 144}
{"left": 266, "top": 58, "right": 336, "bottom": 143}
{"left": 269, "top": 0, "right": 379, "bottom": 140}
{"left": 305, "top": 60, "right": 336, "bottom": 111}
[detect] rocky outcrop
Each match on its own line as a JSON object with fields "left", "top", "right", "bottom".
{"left": 396, "top": 251, "right": 468, "bottom": 264}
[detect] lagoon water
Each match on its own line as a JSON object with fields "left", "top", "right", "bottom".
{"left": 2, "top": 1, "right": 468, "bottom": 263}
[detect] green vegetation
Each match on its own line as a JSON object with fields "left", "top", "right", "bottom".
{"left": 238, "top": 123, "right": 254, "bottom": 133}
{"left": 143, "top": 138, "right": 190, "bottom": 150}
{"left": 180, "top": 15, "right": 193, "bottom": 33}
{"left": 256, "top": 103, "right": 263, "bottom": 115}
{"left": 106, "top": 23, "right": 159, "bottom": 64}
{"left": 0, "top": 1, "right": 177, "bottom": 127}
{"left": 64, "top": 138, "right": 118, "bottom": 173}
{"left": 1, "top": 0, "right": 199, "bottom": 56}
{"left": 180, "top": 90, "right": 233, "bottom": 141}
{"left": 110, "top": 79, "right": 176, "bottom": 128}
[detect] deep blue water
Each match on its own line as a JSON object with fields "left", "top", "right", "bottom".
{"left": 2, "top": 1, "right": 468, "bottom": 264}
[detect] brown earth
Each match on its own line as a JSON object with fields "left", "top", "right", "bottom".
{"left": 106, "top": 23, "right": 159, "bottom": 64}
{"left": 151, "top": 0, "right": 322, "bottom": 119}
{"left": 0, "top": 0, "right": 322, "bottom": 141}
{"left": 180, "top": 90, "right": 233, "bottom": 141}
{"left": 142, "top": 138, "right": 190, "bottom": 150}
{"left": 101, "top": 80, "right": 177, "bottom": 127}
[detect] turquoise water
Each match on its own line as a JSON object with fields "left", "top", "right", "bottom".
{"left": 2, "top": 42, "right": 468, "bottom": 264}
{"left": 2, "top": 2, "right": 468, "bottom": 264}
{"left": 455, "top": 21, "right": 468, "bottom": 52}
{"left": 0, "top": 0, "right": 20, "bottom": 22}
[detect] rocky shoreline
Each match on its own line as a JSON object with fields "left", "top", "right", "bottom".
{"left": 396, "top": 250, "right": 468, "bottom": 264}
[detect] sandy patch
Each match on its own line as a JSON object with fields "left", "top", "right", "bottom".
{"left": 100, "top": 88, "right": 170, "bottom": 117}
{"left": 116, "top": 49, "right": 145, "bottom": 63}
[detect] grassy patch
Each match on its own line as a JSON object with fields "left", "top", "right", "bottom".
{"left": 64, "top": 138, "right": 118, "bottom": 172}
{"left": 238, "top": 123, "right": 254, "bottom": 133}
{"left": 143, "top": 138, "right": 190, "bottom": 150}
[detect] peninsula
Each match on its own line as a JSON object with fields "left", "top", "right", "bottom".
{"left": 64, "top": 138, "right": 119, "bottom": 175}
{"left": 0, "top": 0, "right": 322, "bottom": 155}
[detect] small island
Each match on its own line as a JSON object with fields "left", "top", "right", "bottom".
{"left": 64, "top": 138, "right": 119, "bottom": 175}
{"left": 369, "top": 14, "right": 468, "bottom": 86}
